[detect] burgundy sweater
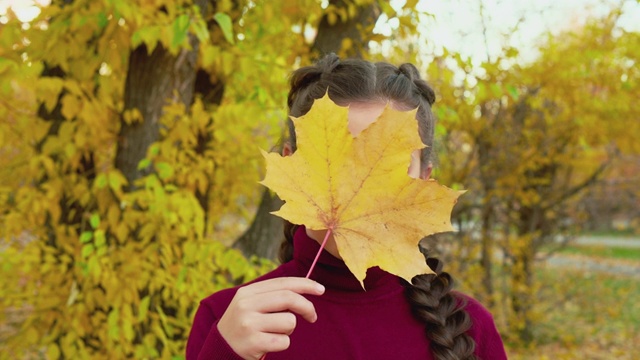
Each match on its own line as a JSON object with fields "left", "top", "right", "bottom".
{"left": 187, "top": 227, "right": 507, "bottom": 360}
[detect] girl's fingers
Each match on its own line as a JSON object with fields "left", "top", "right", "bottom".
{"left": 257, "top": 312, "right": 297, "bottom": 335}
{"left": 217, "top": 277, "right": 325, "bottom": 359}
{"left": 252, "top": 332, "right": 291, "bottom": 355}
{"left": 238, "top": 277, "right": 325, "bottom": 297}
{"left": 246, "top": 289, "right": 318, "bottom": 323}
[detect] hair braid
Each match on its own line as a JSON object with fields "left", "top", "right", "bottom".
{"left": 398, "top": 63, "right": 436, "bottom": 105}
{"left": 406, "top": 256, "right": 477, "bottom": 360}
{"left": 279, "top": 222, "right": 298, "bottom": 264}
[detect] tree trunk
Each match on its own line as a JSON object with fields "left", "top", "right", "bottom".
{"left": 115, "top": 42, "right": 199, "bottom": 188}
{"left": 115, "top": 0, "right": 213, "bottom": 187}
{"left": 510, "top": 201, "right": 543, "bottom": 343}
{"left": 234, "top": 190, "right": 284, "bottom": 260}
{"left": 510, "top": 237, "right": 534, "bottom": 344}
{"left": 233, "top": 1, "right": 382, "bottom": 260}
{"left": 311, "top": 0, "right": 380, "bottom": 57}
{"left": 476, "top": 125, "right": 496, "bottom": 305}
{"left": 480, "top": 202, "right": 494, "bottom": 306}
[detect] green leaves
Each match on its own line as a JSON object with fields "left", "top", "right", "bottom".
{"left": 90, "top": 213, "right": 101, "bottom": 229}
{"left": 97, "top": 12, "right": 109, "bottom": 29}
{"left": 172, "top": 14, "right": 191, "bottom": 50}
{"left": 138, "top": 296, "right": 151, "bottom": 322}
{"left": 155, "top": 162, "right": 175, "bottom": 180}
{"left": 81, "top": 243, "right": 95, "bottom": 258}
{"left": 80, "top": 232, "right": 93, "bottom": 243}
{"left": 192, "top": 14, "right": 209, "bottom": 42}
{"left": 214, "top": 12, "right": 235, "bottom": 44}
{"left": 131, "top": 26, "right": 162, "bottom": 53}
{"left": 137, "top": 158, "right": 151, "bottom": 170}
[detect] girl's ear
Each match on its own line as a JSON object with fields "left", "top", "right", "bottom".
{"left": 420, "top": 162, "right": 433, "bottom": 180}
{"left": 282, "top": 142, "right": 293, "bottom": 157}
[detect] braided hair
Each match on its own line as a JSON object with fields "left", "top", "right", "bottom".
{"left": 280, "top": 54, "right": 477, "bottom": 360}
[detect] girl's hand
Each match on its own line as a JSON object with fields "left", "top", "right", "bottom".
{"left": 217, "top": 277, "right": 325, "bottom": 360}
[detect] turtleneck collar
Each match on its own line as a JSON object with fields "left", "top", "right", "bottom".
{"left": 291, "top": 226, "right": 404, "bottom": 300}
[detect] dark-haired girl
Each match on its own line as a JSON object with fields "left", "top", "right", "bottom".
{"left": 187, "top": 55, "right": 508, "bottom": 360}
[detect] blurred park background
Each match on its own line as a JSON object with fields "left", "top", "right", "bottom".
{"left": 0, "top": 0, "right": 639, "bottom": 359}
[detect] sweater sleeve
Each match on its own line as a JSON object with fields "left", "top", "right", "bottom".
{"left": 186, "top": 266, "right": 292, "bottom": 360}
{"left": 186, "top": 301, "right": 244, "bottom": 360}
{"left": 464, "top": 297, "right": 508, "bottom": 360}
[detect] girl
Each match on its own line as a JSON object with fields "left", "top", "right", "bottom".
{"left": 186, "top": 54, "right": 507, "bottom": 360}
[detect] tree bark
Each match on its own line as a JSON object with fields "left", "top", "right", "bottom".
{"left": 480, "top": 201, "right": 494, "bottom": 305}
{"left": 233, "top": 190, "right": 284, "bottom": 260}
{"left": 311, "top": 0, "right": 380, "bottom": 57}
{"left": 510, "top": 239, "right": 534, "bottom": 344}
{"left": 115, "top": 43, "right": 199, "bottom": 188}
{"left": 115, "top": 0, "right": 212, "bottom": 188}
{"left": 476, "top": 119, "right": 497, "bottom": 304}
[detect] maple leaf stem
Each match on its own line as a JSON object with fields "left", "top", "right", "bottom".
{"left": 305, "top": 228, "right": 333, "bottom": 279}
{"left": 260, "top": 228, "right": 332, "bottom": 360}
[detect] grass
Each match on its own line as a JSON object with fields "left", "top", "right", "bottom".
{"left": 582, "top": 229, "right": 638, "bottom": 238}
{"left": 555, "top": 245, "right": 640, "bottom": 261}
{"left": 505, "top": 264, "right": 640, "bottom": 359}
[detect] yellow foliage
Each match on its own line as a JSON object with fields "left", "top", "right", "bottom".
{"left": 427, "top": 6, "right": 640, "bottom": 342}
{"left": 0, "top": 0, "right": 445, "bottom": 358}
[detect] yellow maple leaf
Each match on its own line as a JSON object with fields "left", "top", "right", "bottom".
{"left": 261, "top": 94, "right": 463, "bottom": 286}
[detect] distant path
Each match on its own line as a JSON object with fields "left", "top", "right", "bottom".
{"left": 545, "top": 255, "right": 640, "bottom": 278}
{"left": 575, "top": 236, "right": 640, "bottom": 248}
{"left": 544, "top": 236, "right": 640, "bottom": 277}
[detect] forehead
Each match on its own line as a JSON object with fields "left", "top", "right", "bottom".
{"left": 347, "top": 102, "right": 387, "bottom": 136}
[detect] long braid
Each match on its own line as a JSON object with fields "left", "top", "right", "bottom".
{"left": 279, "top": 222, "right": 297, "bottom": 264}
{"left": 395, "top": 64, "right": 477, "bottom": 359}
{"left": 407, "top": 259, "right": 477, "bottom": 360}
{"left": 280, "top": 54, "right": 478, "bottom": 360}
